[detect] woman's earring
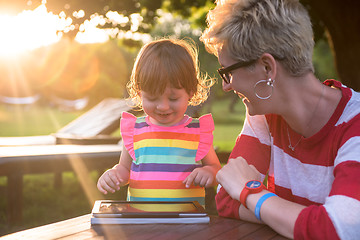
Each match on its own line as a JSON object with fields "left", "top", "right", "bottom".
{"left": 254, "top": 78, "right": 275, "bottom": 100}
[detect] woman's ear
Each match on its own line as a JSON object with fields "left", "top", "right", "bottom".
{"left": 259, "top": 53, "right": 277, "bottom": 79}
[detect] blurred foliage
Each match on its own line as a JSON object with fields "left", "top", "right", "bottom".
{"left": 0, "top": 1, "right": 324, "bottom": 43}
{"left": 0, "top": 0, "right": 213, "bottom": 40}
{"left": 300, "top": 0, "right": 326, "bottom": 43}
{"left": 150, "top": 12, "right": 221, "bottom": 98}
{"left": 0, "top": 39, "right": 136, "bottom": 107}
{"left": 313, "top": 39, "right": 338, "bottom": 81}
{"left": 0, "top": 2, "right": 337, "bottom": 109}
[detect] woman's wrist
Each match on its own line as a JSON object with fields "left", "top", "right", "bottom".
{"left": 254, "top": 193, "right": 277, "bottom": 220}
{"left": 246, "top": 190, "right": 270, "bottom": 212}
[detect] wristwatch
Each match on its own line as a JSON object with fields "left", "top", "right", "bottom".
{"left": 240, "top": 180, "right": 264, "bottom": 209}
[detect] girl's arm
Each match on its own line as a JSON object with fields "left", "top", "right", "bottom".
{"left": 183, "top": 146, "right": 222, "bottom": 188}
{"left": 97, "top": 144, "right": 133, "bottom": 194}
{"left": 201, "top": 146, "right": 222, "bottom": 180}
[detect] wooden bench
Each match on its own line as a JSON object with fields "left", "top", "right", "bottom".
{"left": 0, "top": 144, "right": 122, "bottom": 225}
{"left": 0, "top": 98, "right": 131, "bottom": 224}
{"left": 1, "top": 98, "right": 132, "bottom": 193}
{"left": 0, "top": 98, "right": 132, "bottom": 147}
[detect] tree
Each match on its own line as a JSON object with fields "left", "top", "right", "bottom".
{"left": 2, "top": 0, "right": 360, "bottom": 90}
{"left": 300, "top": 0, "right": 360, "bottom": 90}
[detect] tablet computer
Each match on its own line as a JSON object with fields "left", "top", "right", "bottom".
{"left": 91, "top": 200, "right": 208, "bottom": 218}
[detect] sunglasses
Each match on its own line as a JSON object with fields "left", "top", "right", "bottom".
{"left": 217, "top": 59, "right": 257, "bottom": 84}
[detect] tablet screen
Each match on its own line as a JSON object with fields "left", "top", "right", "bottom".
{"left": 92, "top": 200, "right": 207, "bottom": 218}
{"left": 99, "top": 201, "right": 199, "bottom": 213}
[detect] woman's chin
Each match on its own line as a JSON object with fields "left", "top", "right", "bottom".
{"left": 243, "top": 99, "right": 258, "bottom": 116}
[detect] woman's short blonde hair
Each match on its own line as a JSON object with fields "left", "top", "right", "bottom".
{"left": 200, "top": 0, "right": 314, "bottom": 76}
{"left": 127, "top": 38, "right": 214, "bottom": 109}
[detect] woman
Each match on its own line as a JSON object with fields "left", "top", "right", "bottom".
{"left": 200, "top": 0, "right": 360, "bottom": 239}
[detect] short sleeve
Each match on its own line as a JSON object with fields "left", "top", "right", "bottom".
{"left": 120, "top": 111, "right": 137, "bottom": 160}
{"left": 195, "top": 113, "right": 214, "bottom": 161}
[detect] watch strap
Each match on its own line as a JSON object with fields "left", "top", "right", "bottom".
{"left": 240, "top": 188, "right": 249, "bottom": 208}
{"left": 240, "top": 181, "right": 264, "bottom": 209}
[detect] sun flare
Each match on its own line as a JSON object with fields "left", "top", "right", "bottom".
{"left": 0, "top": 4, "right": 68, "bottom": 57}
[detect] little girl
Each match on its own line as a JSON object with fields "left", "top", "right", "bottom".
{"left": 97, "top": 38, "right": 221, "bottom": 206}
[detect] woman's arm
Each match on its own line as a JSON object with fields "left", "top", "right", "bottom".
{"left": 246, "top": 190, "right": 305, "bottom": 238}
{"left": 217, "top": 157, "right": 306, "bottom": 239}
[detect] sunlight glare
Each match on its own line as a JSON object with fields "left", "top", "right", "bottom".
{"left": 0, "top": 4, "right": 151, "bottom": 56}
{"left": 76, "top": 15, "right": 109, "bottom": 44}
{"left": 0, "top": 4, "right": 69, "bottom": 57}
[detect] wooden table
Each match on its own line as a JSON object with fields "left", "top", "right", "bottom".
{"left": 0, "top": 144, "right": 122, "bottom": 224}
{"left": 0, "top": 214, "right": 289, "bottom": 240}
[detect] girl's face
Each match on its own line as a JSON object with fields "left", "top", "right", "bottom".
{"left": 141, "top": 85, "right": 191, "bottom": 126}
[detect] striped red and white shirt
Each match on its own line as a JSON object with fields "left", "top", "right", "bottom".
{"left": 216, "top": 80, "right": 360, "bottom": 240}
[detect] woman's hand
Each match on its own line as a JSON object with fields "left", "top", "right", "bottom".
{"left": 216, "top": 157, "right": 261, "bottom": 201}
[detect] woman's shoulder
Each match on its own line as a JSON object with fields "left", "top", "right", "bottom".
{"left": 325, "top": 80, "right": 360, "bottom": 126}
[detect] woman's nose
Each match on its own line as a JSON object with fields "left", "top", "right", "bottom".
{"left": 222, "top": 80, "right": 232, "bottom": 92}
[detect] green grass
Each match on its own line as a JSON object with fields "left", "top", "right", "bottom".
{"left": 0, "top": 104, "right": 83, "bottom": 137}
{"left": 0, "top": 97, "right": 245, "bottom": 236}
{"left": 211, "top": 98, "right": 246, "bottom": 152}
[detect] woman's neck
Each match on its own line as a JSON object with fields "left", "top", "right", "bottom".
{"left": 278, "top": 75, "right": 341, "bottom": 137}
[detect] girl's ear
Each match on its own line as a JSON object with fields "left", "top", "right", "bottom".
{"left": 259, "top": 53, "right": 277, "bottom": 79}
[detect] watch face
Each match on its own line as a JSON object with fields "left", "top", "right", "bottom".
{"left": 246, "top": 180, "right": 261, "bottom": 189}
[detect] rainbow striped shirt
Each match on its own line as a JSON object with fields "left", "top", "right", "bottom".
{"left": 120, "top": 112, "right": 214, "bottom": 206}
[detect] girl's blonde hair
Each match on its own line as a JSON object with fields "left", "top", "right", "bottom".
{"left": 200, "top": 0, "right": 314, "bottom": 77}
{"left": 127, "top": 38, "right": 214, "bottom": 109}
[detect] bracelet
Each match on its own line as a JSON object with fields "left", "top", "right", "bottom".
{"left": 255, "top": 192, "right": 277, "bottom": 221}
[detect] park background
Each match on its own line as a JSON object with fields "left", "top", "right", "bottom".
{"left": 0, "top": 0, "right": 357, "bottom": 236}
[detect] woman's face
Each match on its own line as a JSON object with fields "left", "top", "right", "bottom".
{"left": 218, "top": 48, "right": 270, "bottom": 116}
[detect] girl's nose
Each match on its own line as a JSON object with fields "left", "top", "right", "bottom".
{"left": 156, "top": 99, "right": 170, "bottom": 110}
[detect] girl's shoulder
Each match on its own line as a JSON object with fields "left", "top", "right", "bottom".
{"left": 186, "top": 113, "right": 214, "bottom": 130}
{"left": 194, "top": 113, "right": 215, "bottom": 161}
{"left": 121, "top": 112, "right": 148, "bottom": 127}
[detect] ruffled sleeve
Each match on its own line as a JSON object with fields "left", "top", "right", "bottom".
{"left": 195, "top": 113, "right": 214, "bottom": 161}
{"left": 120, "top": 111, "right": 137, "bottom": 160}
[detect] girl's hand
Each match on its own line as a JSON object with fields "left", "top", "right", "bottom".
{"left": 97, "top": 165, "right": 129, "bottom": 194}
{"left": 183, "top": 167, "right": 216, "bottom": 188}
{"left": 216, "top": 157, "right": 260, "bottom": 201}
